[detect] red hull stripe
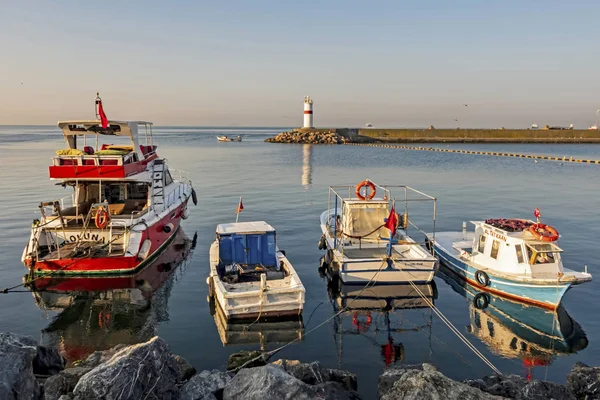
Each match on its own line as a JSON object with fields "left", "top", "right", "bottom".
{"left": 304, "top": 110, "right": 313, "bottom": 114}
{"left": 463, "top": 276, "right": 557, "bottom": 310}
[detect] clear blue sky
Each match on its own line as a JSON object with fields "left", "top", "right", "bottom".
{"left": 1, "top": 1, "right": 599, "bottom": 127}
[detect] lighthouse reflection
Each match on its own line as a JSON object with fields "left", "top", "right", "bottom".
{"left": 437, "top": 266, "right": 588, "bottom": 378}
{"left": 301, "top": 144, "right": 313, "bottom": 189}
{"left": 29, "top": 230, "right": 196, "bottom": 364}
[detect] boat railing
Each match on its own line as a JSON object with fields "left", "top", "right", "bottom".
{"left": 40, "top": 195, "right": 75, "bottom": 221}
{"left": 164, "top": 170, "right": 192, "bottom": 209}
{"left": 170, "top": 168, "right": 192, "bottom": 184}
{"left": 107, "top": 219, "right": 130, "bottom": 255}
{"left": 327, "top": 183, "right": 437, "bottom": 255}
{"left": 52, "top": 152, "right": 137, "bottom": 167}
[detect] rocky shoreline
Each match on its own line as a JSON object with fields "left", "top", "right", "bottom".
{"left": 2, "top": 332, "right": 599, "bottom": 399}
{"left": 265, "top": 129, "right": 352, "bottom": 144}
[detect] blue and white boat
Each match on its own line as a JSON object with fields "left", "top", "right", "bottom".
{"left": 430, "top": 216, "right": 592, "bottom": 310}
{"left": 208, "top": 221, "right": 305, "bottom": 320}
{"left": 319, "top": 180, "right": 438, "bottom": 284}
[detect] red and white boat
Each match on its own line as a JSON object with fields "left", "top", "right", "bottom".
{"left": 22, "top": 95, "right": 197, "bottom": 275}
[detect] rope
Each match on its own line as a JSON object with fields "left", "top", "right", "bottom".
{"left": 228, "top": 258, "right": 389, "bottom": 372}
{"left": 390, "top": 259, "right": 503, "bottom": 375}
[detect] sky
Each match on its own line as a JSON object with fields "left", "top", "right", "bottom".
{"left": 1, "top": 0, "right": 599, "bottom": 128}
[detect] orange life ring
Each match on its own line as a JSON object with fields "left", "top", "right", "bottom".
{"left": 528, "top": 223, "right": 559, "bottom": 242}
{"left": 355, "top": 180, "right": 376, "bottom": 200}
{"left": 352, "top": 311, "right": 372, "bottom": 332}
{"left": 95, "top": 206, "right": 109, "bottom": 229}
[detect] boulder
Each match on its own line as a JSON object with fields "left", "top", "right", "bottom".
{"left": 34, "top": 345, "right": 66, "bottom": 376}
{"left": 271, "top": 359, "right": 357, "bottom": 391}
{"left": 172, "top": 354, "right": 196, "bottom": 382}
{"left": 465, "top": 374, "right": 574, "bottom": 400}
{"left": 566, "top": 362, "right": 600, "bottom": 399}
{"left": 223, "top": 365, "right": 319, "bottom": 400}
{"left": 75, "top": 344, "right": 129, "bottom": 368}
{"left": 72, "top": 336, "right": 179, "bottom": 400}
{"left": 227, "top": 350, "right": 266, "bottom": 371}
{"left": 378, "top": 364, "right": 423, "bottom": 398}
{"left": 379, "top": 363, "right": 500, "bottom": 400}
{"left": 43, "top": 367, "right": 92, "bottom": 400}
{"left": 179, "top": 369, "right": 231, "bottom": 400}
{"left": 314, "top": 381, "right": 361, "bottom": 400}
{"left": 0, "top": 332, "right": 40, "bottom": 400}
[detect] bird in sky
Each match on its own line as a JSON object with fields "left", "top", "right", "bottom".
{"left": 454, "top": 118, "right": 459, "bottom": 122}
{"left": 463, "top": 104, "right": 468, "bottom": 107}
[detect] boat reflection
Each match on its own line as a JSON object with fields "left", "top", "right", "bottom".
{"left": 328, "top": 279, "right": 437, "bottom": 367}
{"left": 437, "top": 265, "right": 588, "bottom": 376}
{"left": 28, "top": 229, "right": 196, "bottom": 363}
{"left": 211, "top": 302, "right": 304, "bottom": 348}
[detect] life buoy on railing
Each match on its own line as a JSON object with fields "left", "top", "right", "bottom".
{"left": 355, "top": 180, "right": 376, "bottom": 200}
{"left": 95, "top": 206, "right": 109, "bottom": 229}
{"left": 352, "top": 311, "right": 372, "bottom": 332}
{"left": 528, "top": 223, "right": 559, "bottom": 242}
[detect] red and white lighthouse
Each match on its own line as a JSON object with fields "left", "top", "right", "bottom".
{"left": 303, "top": 96, "right": 314, "bottom": 128}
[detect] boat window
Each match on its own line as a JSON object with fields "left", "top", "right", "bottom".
{"left": 477, "top": 235, "right": 486, "bottom": 253}
{"left": 164, "top": 170, "right": 173, "bottom": 186}
{"left": 490, "top": 240, "right": 500, "bottom": 259}
{"left": 525, "top": 243, "right": 560, "bottom": 264}
{"left": 515, "top": 245, "right": 524, "bottom": 263}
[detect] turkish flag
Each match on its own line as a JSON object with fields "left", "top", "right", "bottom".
{"left": 96, "top": 99, "right": 109, "bottom": 129}
{"left": 384, "top": 206, "right": 397, "bottom": 237}
{"left": 236, "top": 198, "right": 244, "bottom": 213}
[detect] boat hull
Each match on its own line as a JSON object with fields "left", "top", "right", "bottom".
{"left": 26, "top": 203, "right": 186, "bottom": 275}
{"left": 208, "top": 241, "right": 305, "bottom": 321}
{"left": 433, "top": 240, "right": 570, "bottom": 310}
{"left": 335, "top": 259, "right": 437, "bottom": 284}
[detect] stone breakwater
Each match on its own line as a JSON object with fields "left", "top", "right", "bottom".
{"left": 2, "top": 332, "right": 599, "bottom": 400}
{"left": 265, "top": 129, "right": 352, "bottom": 144}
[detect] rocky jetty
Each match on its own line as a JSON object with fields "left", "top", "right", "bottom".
{"left": 2, "top": 332, "right": 599, "bottom": 399}
{"left": 265, "top": 129, "right": 351, "bottom": 144}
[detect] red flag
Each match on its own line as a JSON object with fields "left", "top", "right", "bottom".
{"left": 96, "top": 95, "right": 109, "bottom": 129}
{"left": 236, "top": 198, "right": 244, "bottom": 213}
{"left": 384, "top": 206, "right": 398, "bottom": 237}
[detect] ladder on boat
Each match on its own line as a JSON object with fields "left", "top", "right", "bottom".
{"left": 151, "top": 160, "right": 165, "bottom": 213}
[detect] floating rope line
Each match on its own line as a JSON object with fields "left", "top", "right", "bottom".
{"left": 391, "top": 259, "right": 503, "bottom": 375}
{"left": 346, "top": 143, "right": 600, "bottom": 164}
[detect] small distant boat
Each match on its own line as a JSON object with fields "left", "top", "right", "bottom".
{"left": 217, "top": 135, "right": 242, "bottom": 142}
{"left": 430, "top": 210, "right": 592, "bottom": 310}
{"left": 319, "top": 180, "right": 438, "bottom": 284}
{"left": 207, "top": 221, "right": 305, "bottom": 320}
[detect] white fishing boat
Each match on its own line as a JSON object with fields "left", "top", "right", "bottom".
{"left": 216, "top": 135, "right": 242, "bottom": 142}
{"left": 319, "top": 180, "right": 438, "bottom": 284}
{"left": 207, "top": 221, "right": 305, "bottom": 320}
{"left": 430, "top": 210, "right": 592, "bottom": 310}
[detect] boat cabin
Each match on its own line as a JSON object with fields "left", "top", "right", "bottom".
{"left": 49, "top": 121, "right": 158, "bottom": 179}
{"left": 216, "top": 221, "right": 283, "bottom": 282}
{"left": 339, "top": 200, "right": 392, "bottom": 242}
{"left": 468, "top": 220, "right": 564, "bottom": 277}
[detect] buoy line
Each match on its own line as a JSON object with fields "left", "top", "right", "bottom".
{"left": 346, "top": 143, "right": 600, "bottom": 164}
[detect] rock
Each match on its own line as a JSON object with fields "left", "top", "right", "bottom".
{"left": 223, "top": 365, "right": 319, "bottom": 400}
{"left": 567, "top": 362, "right": 600, "bottom": 399}
{"left": 465, "top": 374, "right": 574, "bottom": 400}
{"left": 271, "top": 359, "right": 357, "bottom": 391}
{"left": 314, "top": 381, "right": 361, "bottom": 400}
{"left": 43, "top": 367, "right": 92, "bottom": 400}
{"left": 75, "top": 344, "right": 129, "bottom": 368}
{"left": 34, "top": 345, "right": 66, "bottom": 376}
{"left": 264, "top": 130, "right": 351, "bottom": 144}
{"left": 179, "top": 369, "right": 231, "bottom": 400}
{"left": 0, "top": 332, "right": 40, "bottom": 400}
{"left": 378, "top": 364, "right": 424, "bottom": 398}
{"left": 227, "top": 350, "right": 266, "bottom": 371}
{"left": 172, "top": 354, "right": 196, "bottom": 382}
{"left": 58, "top": 395, "right": 73, "bottom": 400}
{"left": 72, "top": 336, "right": 179, "bottom": 400}
{"left": 380, "top": 363, "right": 500, "bottom": 400}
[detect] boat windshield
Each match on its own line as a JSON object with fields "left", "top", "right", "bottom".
{"left": 525, "top": 243, "right": 561, "bottom": 265}
{"left": 342, "top": 202, "right": 390, "bottom": 240}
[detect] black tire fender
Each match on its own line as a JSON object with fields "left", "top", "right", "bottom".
{"left": 475, "top": 270, "right": 490, "bottom": 287}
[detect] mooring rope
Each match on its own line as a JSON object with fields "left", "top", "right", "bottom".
{"left": 390, "top": 259, "right": 503, "bottom": 375}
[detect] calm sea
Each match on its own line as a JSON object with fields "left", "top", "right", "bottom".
{"left": 0, "top": 125, "right": 598, "bottom": 399}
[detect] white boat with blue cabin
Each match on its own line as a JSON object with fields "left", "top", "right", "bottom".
{"left": 319, "top": 180, "right": 438, "bottom": 284}
{"left": 208, "top": 221, "right": 305, "bottom": 320}
{"left": 430, "top": 212, "right": 592, "bottom": 310}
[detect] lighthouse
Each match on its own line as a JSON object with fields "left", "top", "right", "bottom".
{"left": 303, "top": 96, "right": 314, "bottom": 128}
